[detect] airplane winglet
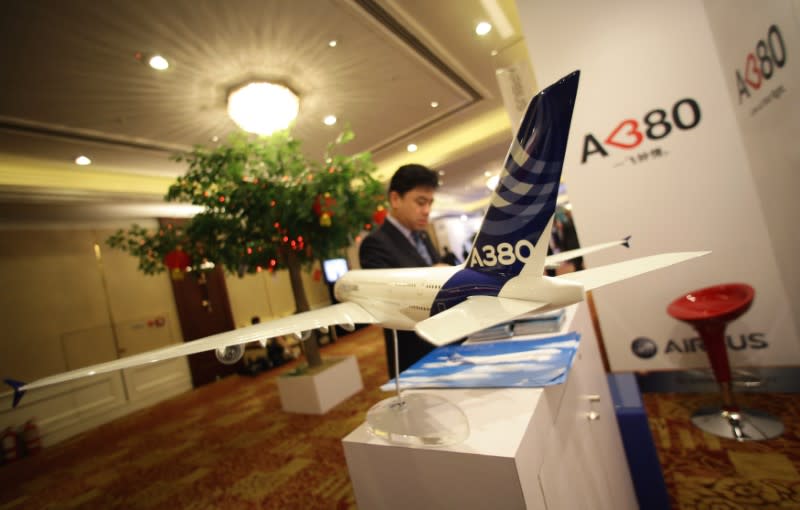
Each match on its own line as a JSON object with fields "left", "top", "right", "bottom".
{"left": 623, "top": 235, "right": 631, "bottom": 248}
{"left": 4, "top": 378, "right": 27, "bottom": 408}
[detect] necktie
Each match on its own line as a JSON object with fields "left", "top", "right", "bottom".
{"left": 412, "top": 231, "right": 433, "bottom": 265}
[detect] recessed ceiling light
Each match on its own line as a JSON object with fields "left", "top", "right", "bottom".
{"left": 328, "top": 40, "right": 337, "bottom": 48}
{"left": 438, "top": 170, "right": 446, "bottom": 176}
{"left": 323, "top": 115, "right": 337, "bottom": 126}
{"left": 75, "top": 155, "right": 91, "bottom": 166}
{"left": 211, "top": 135, "right": 219, "bottom": 142}
{"left": 483, "top": 170, "right": 492, "bottom": 177}
{"left": 430, "top": 101, "right": 439, "bottom": 108}
{"left": 407, "top": 143, "right": 418, "bottom": 153}
{"left": 480, "top": 0, "right": 515, "bottom": 39}
{"left": 475, "top": 21, "right": 492, "bottom": 36}
{"left": 490, "top": 50, "right": 499, "bottom": 57}
{"left": 486, "top": 175, "right": 500, "bottom": 190}
{"left": 438, "top": 180, "right": 444, "bottom": 186}
{"left": 148, "top": 55, "right": 169, "bottom": 70}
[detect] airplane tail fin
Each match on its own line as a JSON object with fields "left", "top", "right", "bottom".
{"left": 466, "top": 71, "right": 580, "bottom": 281}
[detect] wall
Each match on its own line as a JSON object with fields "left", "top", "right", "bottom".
{"left": 225, "top": 262, "right": 333, "bottom": 328}
{"left": 0, "top": 224, "right": 192, "bottom": 445}
{"left": 0, "top": 221, "right": 334, "bottom": 445}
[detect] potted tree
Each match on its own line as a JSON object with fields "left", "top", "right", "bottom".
{"left": 107, "top": 129, "right": 386, "bottom": 368}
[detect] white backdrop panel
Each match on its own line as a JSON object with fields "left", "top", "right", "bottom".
{"left": 703, "top": 0, "right": 800, "bottom": 336}
{"left": 516, "top": 0, "right": 799, "bottom": 371}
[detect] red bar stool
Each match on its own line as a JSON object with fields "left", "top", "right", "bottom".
{"left": 667, "top": 283, "right": 783, "bottom": 441}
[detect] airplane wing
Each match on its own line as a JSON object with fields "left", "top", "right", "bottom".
{"left": 545, "top": 236, "right": 631, "bottom": 269}
{"left": 415, "top": 295, "right": 547, "bottom": 347}
{"left": 5, "top": 301, "right": 377, "bottom": 406}
{"left": 556, "top": 251, "right": 710, "bottom": 291}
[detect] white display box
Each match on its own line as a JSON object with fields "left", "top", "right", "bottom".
{"left": 277, "top": 355, "right": 363, "bottom": 414}
{"left": 343, "top": 386, "right": 556, "bottom": 509}
{"left": 342, "top": 304, "right": 637, "bottom": 509}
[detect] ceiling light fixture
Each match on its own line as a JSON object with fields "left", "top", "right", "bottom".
{"left": 430, "top": 101, "right": 439, "bottom": 108}
{"left": 479, "top": 0, "right": 515, "bottom": 39}
{"left": 475, "top": 21, "right": 492, "bottom": 36}
{"left": 328, "top": 40, "right": 338, "bottom": 48}
{"left": 148, "top": 55, "right": 169, "bottom": 70}
{"left": 486, "top": 174, "right": 500, "bottom": 190}
{"left": 75, "top": 155, "right": 92, "bottom": 166}
{"left": 323, "top": 115, "right": 337, "bottom": 126}
{"left": 227, "top": 81, "right": 299, "bottom": 136}
{"left": 407, "top": 143, "right": 418, "bottom": 153}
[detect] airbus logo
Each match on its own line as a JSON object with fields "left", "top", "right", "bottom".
{"left": 630, "top": 333, "right": 768, "bottom": 360}
{"left": 631, "top": 337, "right": 658, "bottom": 359}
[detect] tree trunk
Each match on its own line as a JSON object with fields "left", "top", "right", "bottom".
{"left": 285, "top": 250, "right": 322, "bottom": 368}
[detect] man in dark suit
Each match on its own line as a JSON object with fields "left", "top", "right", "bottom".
{"left": 359, "top": 164, "right": 440, "bottom": 378}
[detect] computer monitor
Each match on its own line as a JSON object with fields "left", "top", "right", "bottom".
{"left": 322, "top": 258, "right": 349, "bottom": 284}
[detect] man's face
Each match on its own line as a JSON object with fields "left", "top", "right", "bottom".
{"left": 390, "top": 186, "right": 435, "bottom": 231}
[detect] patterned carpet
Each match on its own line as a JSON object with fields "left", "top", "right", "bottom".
{"left": 0, "top": 326, "right": 389, "bottom": 510}
{"left": 643, "top": 392, "right": 800, "bottom": 509}
{"left": 1, "top": 326, "right": 798, "bottom": 509}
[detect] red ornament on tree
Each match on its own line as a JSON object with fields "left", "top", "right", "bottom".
{"left": 163, "top": 248, "right": 191, "bottom": 280}
{"left": 313, "top": 193, "right": 337, "bottom": 227}
{"left": 372, "top": 205, "right": 387, "bottom": 225}
{"left": 312, "top": 193, "right": 337, "bottom": 217}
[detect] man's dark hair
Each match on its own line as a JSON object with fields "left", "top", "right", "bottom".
{"left": 388, "top": 164, "right": 439, "bottom": 195}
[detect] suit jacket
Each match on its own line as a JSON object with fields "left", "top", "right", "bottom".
{"left": 359, "top": 219, "right": 439, "bottom": 269}
{"left": 358, "top": 219, "right": 441, "bottom": 378}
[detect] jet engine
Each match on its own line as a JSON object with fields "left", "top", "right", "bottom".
{"left": 215, "top": 344, "right": 245, "bottom": 365}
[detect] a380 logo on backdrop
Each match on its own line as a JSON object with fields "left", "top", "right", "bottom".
{"left": 735, "top": 24, "right": 787, "bottom": 104}
{"left": 580, "top": 98, "right": 702, "bottom": 164}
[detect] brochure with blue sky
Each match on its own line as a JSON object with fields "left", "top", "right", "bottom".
{"left": 381, "top": 332, "right": 581, "bottom": 391}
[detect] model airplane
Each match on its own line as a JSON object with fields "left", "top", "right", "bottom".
{"left": 5, "top": 70, "right": 708, "bottom": 407}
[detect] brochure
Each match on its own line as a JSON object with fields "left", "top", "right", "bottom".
{"left": 381, "top": 331, "right": 580, "bottom": 390}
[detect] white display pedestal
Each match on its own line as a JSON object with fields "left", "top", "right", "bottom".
{"left": 342, "top": 304, "right": 637, "bottom": 509}
{"left": 277, "top": 355, "right": 363, "bottom": 414}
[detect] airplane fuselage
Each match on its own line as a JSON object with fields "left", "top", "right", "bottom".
{"left": 335, "top": 265, "right": 461, "bottom": 330}
{"left": 334, "top": 264, "right": 585, "bottom": 332}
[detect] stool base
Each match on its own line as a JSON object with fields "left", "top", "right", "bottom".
{"left": 691, "top": 407, "right": 783, "bottom": 441}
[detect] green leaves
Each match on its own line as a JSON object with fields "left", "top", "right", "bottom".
{"left": 108, "top": 129, "right": 387, "bottom": 276}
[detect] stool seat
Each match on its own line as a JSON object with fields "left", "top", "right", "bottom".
{"left": 667, "top": 283, "right": 754, "bottom": 323}
{"left": 667, "top": 283, "right": 782, "bottom": 441}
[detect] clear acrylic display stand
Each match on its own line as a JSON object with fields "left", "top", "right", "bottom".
{"left": 365, "top": 329, "right": 469, "bottom": 446}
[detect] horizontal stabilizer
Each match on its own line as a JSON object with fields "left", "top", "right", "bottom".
{"left": 3, "top": 379, "right": 26, "bottom": 408}
{"left": 557, "top": 251, "right": 710, "bottom": 291}
{"left": 416, "top": 296, "right": 547, "bottom": 347}
{"left": 545, "top": 236, "right": 631, "bottom": 269}
{"left": 8, "top": 302, "right": 377, "bottom": 399}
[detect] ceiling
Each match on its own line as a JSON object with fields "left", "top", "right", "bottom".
{"left": 0, "top": 0, "right": 536, "bottom": 226}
